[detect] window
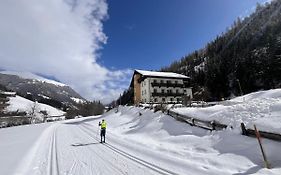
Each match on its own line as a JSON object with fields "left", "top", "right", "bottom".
{"left": 160, "top": 80, "right": 164, "bottom": 83}
{"left": 177, "top": 98, "right": 181, "bottom": 102}
{"left": 170, "top": 98, "right": 173, "bottom": 102}
{"left": 162, "top": 98, "right": 166, "bottom": 102}
{"left": 154, "top": 89, "right": 157, "bottom": 93}
{"left": 176, "top": 89, "right": 179, "bottom": 93}
{"left": 154, "top": 98, "right": 158, "bottom": 102}
{"left": 175, "top": 81, "right": 178, "bottom": 84}
{"left": 154, "top": 80, "right": 157, "bottom": 83}
{"left": 161, "top": 89, "right": 165, "bottom": 93}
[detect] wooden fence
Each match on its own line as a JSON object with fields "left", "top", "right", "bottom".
{"left": 241, "top": 123, "right": 281, "bottom": 142}
{"left": 167, "top": 110, "right": 228, "bottom": 131}
{"left": 0, "top": 116, "right": 32, "bottom": 128}
{"left": 167, "top": 109, "right": 281, "bottom": 142}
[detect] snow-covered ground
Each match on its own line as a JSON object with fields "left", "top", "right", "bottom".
{"left": 5, "top": 95, "right": 65, "bottom": 116}
{"left": 1, "top": 93, "right": 281, "bottom": 174}
{"left": 172, "top": 89, "right": 281, "bottom": 133}
{"left": 71, "top": 97, "right": 86, "bottom": 104}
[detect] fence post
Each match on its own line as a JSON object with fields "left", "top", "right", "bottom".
{"left": 211, "top": 121, "right": 216, "bottom": 130}
{"left": 241, "top": 123, "right": 248, "bottom": 135}
{"left": 254, "top": 125, "right": 270, "bottom": 169}
{"left": 191, "top": 118, "right": 195, "bottom": 126}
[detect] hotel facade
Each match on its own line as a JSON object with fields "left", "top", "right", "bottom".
{"left": 130, "top": 70, "right": 192, "bottom": 105}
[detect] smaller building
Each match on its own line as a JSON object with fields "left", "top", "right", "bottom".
{"left": 130, "top": 70, "right": 192, "bottom": 105}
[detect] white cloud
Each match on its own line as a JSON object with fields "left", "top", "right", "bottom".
{"left": 0, "top": 0, "right": 132, "bottom": 104}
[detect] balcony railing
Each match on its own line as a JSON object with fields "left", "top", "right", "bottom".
{"left": 152, "top": 92, "right": 184, "bottom": 97}
{"left": 151, "top": 82, "right": 184, "bottom": 88}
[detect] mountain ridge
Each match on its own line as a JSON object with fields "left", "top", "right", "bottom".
{"left": 161, "top": 0, "right": 281, "bottom": 101}
{"left": 0, "top": 72, "right": 85, "bottom": 110}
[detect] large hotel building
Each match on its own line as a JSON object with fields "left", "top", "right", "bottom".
{"left": 130, "top": 70, "right": 192, "bottom": 105}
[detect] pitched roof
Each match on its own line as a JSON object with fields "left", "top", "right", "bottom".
{"left": 135, "top": 69, "right": 189, "bottom": 79}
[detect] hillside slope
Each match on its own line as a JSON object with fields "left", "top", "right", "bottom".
{"left": 0, "top": 72, "right": 85, "bottom": 109}
{"left": 5, "top": 95, "right": 65, "bottom": 116}
{"left": 172, "top": 88, "right": 281, "bottom": 133}
{"left": 161, "top": 0, "right": 281, "bottom": 101}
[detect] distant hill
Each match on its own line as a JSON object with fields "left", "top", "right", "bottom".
{"left": 0, "top": 71, "right": 86, "bottom": 110}
{"left": 161, "top": 0, "right": 281, "bottom": 101}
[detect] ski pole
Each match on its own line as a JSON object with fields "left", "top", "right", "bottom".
{"left": 96, "top": 126, "right": 99, "bottom": 140}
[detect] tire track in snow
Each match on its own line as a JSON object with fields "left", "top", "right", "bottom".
{"left": 79, "top": 123, "right": 180, "bottom": 175}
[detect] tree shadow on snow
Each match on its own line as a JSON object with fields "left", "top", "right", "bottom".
{"left": 71, "top": 142, "right": 100, "bottom": 147}
{"left": 64, "top": 117, "right": 102, "bottom": 125}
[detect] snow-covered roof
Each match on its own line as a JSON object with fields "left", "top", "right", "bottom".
{"left": 135, "top": 69, "right": 189, "bottom": 79}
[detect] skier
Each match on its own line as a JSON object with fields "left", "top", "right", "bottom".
{"left": 98, "top": 119, "right": 107, "bottom": 143}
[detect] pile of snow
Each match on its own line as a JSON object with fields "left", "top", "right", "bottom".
{"left": 172, "top": 89, "right": 281, "bottom": 133}
{"left": 5, "top": 95, "right": 65, "bottom": 116}
{"left": 88, "top": 106, "right": 281, "bottom": 174}
{"left": 0, "top": 71, "right": 66, "bottom": 86}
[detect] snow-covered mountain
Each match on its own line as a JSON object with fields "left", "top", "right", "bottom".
{"left": 0, "top": 71, "right": 85, "bottom": 109}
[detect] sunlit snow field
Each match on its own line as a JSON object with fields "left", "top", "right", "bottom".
{"left": 0, "top": 89, "right": 281, "bottom": 174}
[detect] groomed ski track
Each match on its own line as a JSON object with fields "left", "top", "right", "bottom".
{"left": 20, "top": 117, "right": 180, "bottom": 175}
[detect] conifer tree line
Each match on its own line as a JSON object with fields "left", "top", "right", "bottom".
{"left": 161, "top": 1, "right": 281, "bottom": 101}
{"left": 66, "top": 101, "right": 104, "bottom": 119}
{"left": 116, "top": 1, "right": 281, "bottom": 104}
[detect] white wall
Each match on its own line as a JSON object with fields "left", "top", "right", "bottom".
{"left": 140, "top": 78, "right": 150, "bottom": 103}
{"left": 140, "top": 77, "right": 192, "bottom": 104}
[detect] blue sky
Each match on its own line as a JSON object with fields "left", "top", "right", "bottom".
{"left": 0, "top": 0, "right": 271, "bottom": 103}
{"left": 100, "top": 0, "right": 269, "bottom": 71}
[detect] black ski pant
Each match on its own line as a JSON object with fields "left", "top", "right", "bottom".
{"left": 100, "top": 128, "right": 106, "bottom": 142}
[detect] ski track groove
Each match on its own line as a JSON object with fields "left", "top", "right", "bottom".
{"left": 76, "top": 125, "right": 128, "bottom": 175}
{"left": 79, "top": 123, "right": 180, "bottom": 175}
{"left": 47, "top": 125, "right": 60, "bottom": 175}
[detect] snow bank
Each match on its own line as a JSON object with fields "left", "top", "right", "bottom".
{"left": 95, "top": 106, "right": 281, "bottom": 174}
{"left": 172, "top": 89, "right": 281, "bottom": 133}
{"left": 0, "top": 123, "right": 52, "bottom": 175}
